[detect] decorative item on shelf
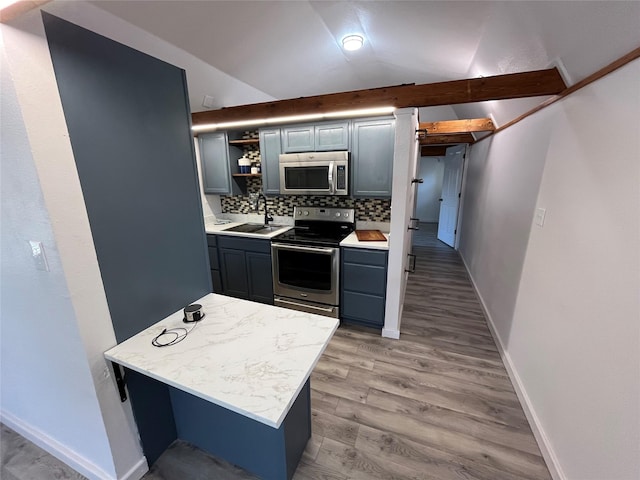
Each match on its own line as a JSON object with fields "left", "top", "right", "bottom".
{"left": 255, "top": 162, "right": 261, "bottom": 173}
{"left": 238, "top": 157, "right": 251, "bottom": 174}
{"left": 251, "top": 166, "right": 259, "bottom": 174}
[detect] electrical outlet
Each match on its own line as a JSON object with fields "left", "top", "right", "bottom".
{"left": 29, "top": 241, "right": 49, "bottom": 271}
{"left": 102, "top": 366, "right": 111, "bottom": 380}
{"left": 535, "top": 208, "right": 546, "bottom": 227}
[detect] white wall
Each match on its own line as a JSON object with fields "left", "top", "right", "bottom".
{"left": 459, "top": 59, "right": 640, "bottom": 480}
{"left": 384, "top": 108, "right": 419, "bottom": 339}
{"left": 0, "top": 37, "right": 116, "bottom": 480}
{"left": 1, "top": 10, "right": 146, "bottom": 480}
{"left": 418, "top": 105, "right": 459, "bottom": 122}
{"left": 415, "top": 157, "right": 444, "bottom": 223}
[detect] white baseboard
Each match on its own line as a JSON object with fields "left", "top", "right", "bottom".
{"left": 1, "top": 410, "right": 148, "bottom": 480}
{"left": 458, "top": 254, "right": 566, "bottom": 480}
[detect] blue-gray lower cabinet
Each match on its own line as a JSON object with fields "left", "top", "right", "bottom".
{"left": 259, "top": 128, "right": 282, "bottom": 195}
{"left": 218, "top": 236, "right": 274, "bottom": 304}
{"left": 351, "top": 117, "right": 395, "bottom": 198}
{"left": 340, "top": 247, "right": 388, "bottom": 328}
{"left": 206, "top": 235, "right": 222, "bottom": 293}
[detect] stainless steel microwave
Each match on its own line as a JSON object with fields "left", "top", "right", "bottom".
{"left": 279, "top": 151, "right": 349, "bottom": 196}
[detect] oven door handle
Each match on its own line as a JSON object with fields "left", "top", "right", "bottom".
{"left": 328, "top": 161, "right": 335, "bottom": 194}
{"left": 273, "top": 243, "right": 336, "bottom": 255}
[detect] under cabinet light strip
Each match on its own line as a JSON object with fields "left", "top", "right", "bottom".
{"left": 191, "top": 106, "right": 396, "bottom": 132}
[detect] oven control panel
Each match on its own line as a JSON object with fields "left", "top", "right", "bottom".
{"left": 293, "top": 206, "right": 355, "bottom": 223}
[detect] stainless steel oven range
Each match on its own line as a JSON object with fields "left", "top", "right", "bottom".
{"left": 271, "top": 206, "right": 355, "bottom": 318}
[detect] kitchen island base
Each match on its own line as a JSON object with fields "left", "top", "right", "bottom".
{"left": 126, "top": 367, "right": 311, "bottom": 480}
{"left": 105, "top": 294, "right": 338, "bottom": 480}
{"left": 170, "top": 379, "right": 311, "bottom": 480}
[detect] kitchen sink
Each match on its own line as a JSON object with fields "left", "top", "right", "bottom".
{"left": 225, "top": 223, "right": 284, "bottom": 235}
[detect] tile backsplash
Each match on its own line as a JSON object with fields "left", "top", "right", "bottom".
{"left": 220, "top": 177, "right": 391, "bottom": 222}
{"left": 219, "top": 131, "right": 391, "bottom": 223}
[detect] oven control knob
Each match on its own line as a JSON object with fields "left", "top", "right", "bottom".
{"left": 344, "top": 212, "right": 349, "bottom": 217}
{"left": 335, "top": 212, "right": 341, "bottom": 217}
{"left": 303, "top": 210, "right": 309, "bottom": 216}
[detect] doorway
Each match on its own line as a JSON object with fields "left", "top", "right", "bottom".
{"left": 413, "top": 145, "right": 465, "bottom": 249}
{"left": 413, "top": 155, "right": 445, "bottom": 247}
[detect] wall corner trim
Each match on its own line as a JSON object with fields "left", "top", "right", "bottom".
{"left": 381, "top": 328, "right": 400, "bottom": 339}
{"left": 458, "top": 253, "right": 567, "bottom": 480}
{"left": 118, "top": 457, "right": 149, "bottom": 480}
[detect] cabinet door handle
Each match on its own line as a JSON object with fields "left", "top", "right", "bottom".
{"left": 405, "top": 254, "right": 417, "bottom": 273}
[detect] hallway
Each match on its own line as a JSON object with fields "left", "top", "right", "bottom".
{"left": 294, "top": 224, "right": 551, "bottom": 479}
{"left": 1, "top": 227, "right": 551, "bottom": 480}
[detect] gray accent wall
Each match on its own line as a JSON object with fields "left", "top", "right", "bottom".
{"left": 42, "top": 12, "right": 211, "bottom": 342}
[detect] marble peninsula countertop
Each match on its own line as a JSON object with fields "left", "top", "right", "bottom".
{"left": 104, "top": 293, "right": 338, "bottom": 428}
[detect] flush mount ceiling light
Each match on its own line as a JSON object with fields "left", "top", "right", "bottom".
{"left": 342, "top": 35, "right": 364, "bottom": 51}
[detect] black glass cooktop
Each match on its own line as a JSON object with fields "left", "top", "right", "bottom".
{"left": 272, "top": 224, "right": 354, "bottom": 247}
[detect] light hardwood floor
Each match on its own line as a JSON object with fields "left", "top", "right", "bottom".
{"left": 1, "top": 224, "right": 550, "bottom": 480}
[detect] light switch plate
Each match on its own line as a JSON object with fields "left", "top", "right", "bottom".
{"left": 535, "top": 208, "right": 546, "bottom": 227}
{"left": 29, "top": 240, "right": 49, "bottom": 271}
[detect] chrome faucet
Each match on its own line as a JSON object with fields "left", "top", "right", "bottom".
{"left": 256, "top": 193, "right": 273, "bottom": 226}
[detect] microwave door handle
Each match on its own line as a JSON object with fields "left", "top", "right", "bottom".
{"left": 328, "top": 161, "right": 335, "bottom": 194}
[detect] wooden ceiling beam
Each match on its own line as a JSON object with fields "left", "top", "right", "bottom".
{"left": 419, "top": 133, "right": 476, "bottom": 145}
{"left": 419, "top": 118, "right": 495, "bottom": 134}
{"left": 420, "top": 146, "right": 448, "bottom": 157}
{"left": 192, "top": 68, "right": 566, "bottom": 125}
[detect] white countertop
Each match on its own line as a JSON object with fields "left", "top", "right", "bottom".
{"left": 104, "top": 293, "right": 338, "bottom": 428}
{"left": 340, "top": 231, "right": 390, "bottom": 250}
{"left": 206, "top": 220, "right": 389, "bottom": 249}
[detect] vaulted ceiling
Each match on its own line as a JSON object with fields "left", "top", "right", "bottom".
{"left": 88, "top": 1, "right": 639, "bottom": 126}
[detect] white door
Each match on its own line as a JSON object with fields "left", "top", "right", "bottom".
{"left": 437, "top": 146, "right": 465, "bottom": 247}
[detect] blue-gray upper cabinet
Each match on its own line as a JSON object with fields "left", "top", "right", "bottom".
{"left": 199, "top": 132, "right": 242, "bottom": 195}
{"left": 281, "top": 125, "right": 314, "bottom": 153}
{"left": 351, "top": 117, "right": 395, "bottom": 198}
{"left": 259, "top": 128, "right": 282, "bottom": 195}
{"left": 314, "top": 122, "right": 350, "bottom": 151}
{"left": 281, "top": 121, "right": 349, "bottom": 153}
